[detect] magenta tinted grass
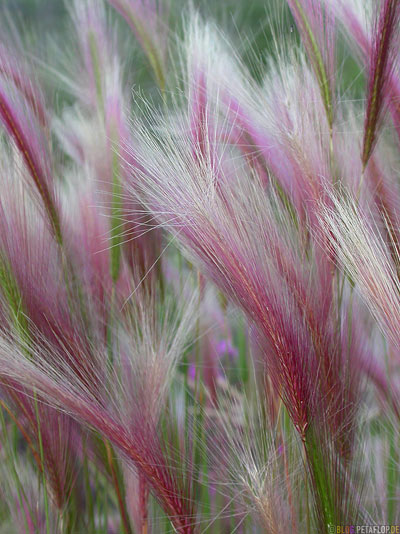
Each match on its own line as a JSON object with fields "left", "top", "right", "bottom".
{"left": 0, "top": 0, "right": 399, "bottom": 532}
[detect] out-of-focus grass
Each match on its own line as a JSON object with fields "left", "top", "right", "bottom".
{"left": 0, "top": 0, "right": 364, "bottom": 97}
{"left": 0, "top": 0, "right": 67, "bottom": 32}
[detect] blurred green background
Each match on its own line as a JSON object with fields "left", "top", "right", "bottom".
{"left": 0, "top": 0, "right": 282, "bottom": 55}
{"left": 1, "top": 0, "right": 66, "bottom": 30}
{"left": 0, "top": 0, "right": 294, "bottom": 86}
{"left": 0, "top": 0, "right": 361, "bottom": 99}
{"left": 0, "top": 0, "right": 273, "bottom": 31}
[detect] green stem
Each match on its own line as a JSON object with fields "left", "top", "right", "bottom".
{"left": 33, "top": 392, "right": 50, "bottom": 534}
{"left": 88, "top": 31, "right": 104, "bottom": 116}
{"left": 387, "top": 420, "right": 398, "bottom": 523}
{"left": 304, "top": 428, "right": 336, "bottom": 533}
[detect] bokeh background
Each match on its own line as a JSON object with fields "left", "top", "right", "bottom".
{"left": 0, "top": 0, "right": 360, "bottom": 98}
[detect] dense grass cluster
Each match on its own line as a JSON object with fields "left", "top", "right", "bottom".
{"left": 0, "top": 0, "right": 399, "bottom": 532}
